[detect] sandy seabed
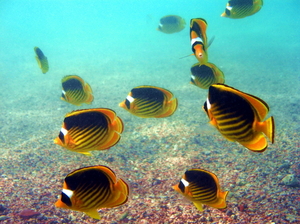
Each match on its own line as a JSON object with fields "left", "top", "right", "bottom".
{"left": 0, "top": 111, "right": 299, "bottom": 223}
{"left": 0, "top": 59, "right": 300, "bottom": 224}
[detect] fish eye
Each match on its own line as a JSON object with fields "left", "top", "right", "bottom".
{"left": 198, "top": 53, "right": 203, "bottom": 58}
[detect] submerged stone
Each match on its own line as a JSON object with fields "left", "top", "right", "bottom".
{"left": 0, "top": 216, "right": 9, "bottom": 221}
{"left": 19, "top": 209, "right": 41, "bottom": 219}
{"left": 280, "top": 174, "right": 300, "bottom": 187}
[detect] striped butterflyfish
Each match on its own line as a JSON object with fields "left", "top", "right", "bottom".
{"left": 119, "top": 85, "right": 178, "bottom": 118}
{"left": 190, "top": 62, "right": 225, "bottom": 89}
{"left": 190, "top": 18, "right": 208, "bottom": 64}
{"left": 173, "top": 168, "right": 228, "bottom": 211}
{"left": 203, "top": 83, "right": 275, "bottom": 152}
{"left": 55, "top": 165, "right": 129, "bottom": 220}
{"left": 34, "top": 47, "right": 49, "bottom": 74}
{"left": 54, "top": 108, "right": 124, "bottom": 156}
{"left": 61, "top": 75, "right": 94, "bottom": 106}
{"left": 157, "top": 15, "right": 186, "bottom": 34}
{"left": 221, "top": 0, "right": 263, "bottom": 19}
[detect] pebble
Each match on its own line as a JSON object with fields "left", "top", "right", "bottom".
{"left": 19, "top": 209, "right": 41, "bottom": 219}
{"left": 237, "top": 181, "right": 247, "bottom": 186}
{"left": 0, "top": 204, "right": 6, "bottom": 212}
{"left": 0, "top": 216, "right": 9, "bottom": 221}
{"left": 226, "top": 209, "right": 233, "bottom": 216}
{"left": 278, "top": 163, "right": 291, "bottom": 170}
{"left": 280, "top": 174, "right": 300, "bottom": 187}
{"left": 285, "top": 214, "right": 299, "bottom": 222}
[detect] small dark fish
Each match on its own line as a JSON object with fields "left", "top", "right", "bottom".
{"left": 173, "top": 168, "right": 228, "bottom": 211}
{"left": 221, "top": 0, "right": 263, "bottom": 19}
{"left": 190, "top": 18, "right": 208, "bottom": 64}
{"left": 203, "top": 83, "right": 275, "bottom": 152}
{"left": 61, "top": 75, "right": 93, "bottom": 106}
{"left": 54, "top": 108, "right": 124, "bottom": 156}
{"left": 157, "top": 15, "right": 186, "bottom": 34}
{"left": 55, "top": 165, "right": 129, "bottom": 219}
{"left": 119, "top": 85, "right": 178, "bottom": 118}
{"left": 34, "top": 47, "right": 49, "bottom": 74}
{"left": 190, "top": 62, "right": 225, "bottom": 89}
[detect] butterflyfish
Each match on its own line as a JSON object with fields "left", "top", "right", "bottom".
{"left": 221, "top": 0, "right": 263, "bottom": 19}
{"left": 34, "top": 47, "right": 49, "bottom": 74}
{"left": 203, "top": 83, "right": 275, "bottom": 152}
{"left": 190, "top": 62, "right": 225, "bottom": 89}
{"left": 61, "top": 75, "right": 94, "bottom": 106}
{"left": 55, "top": 165, "right": 129, "bottom": 219}
{"left": 157, "top": 15, "right": 186, "bottom": 34}
{"left": 173, "top": 168, "right": 228, "bottom": 211}
{"left": 119, "top": 85, "right": 178, "bottom": 118}
{"left": 54, "top": 108, "right": 124, "bottom": 156}
{"left": 190, "top": 18, "right": 208, "bottom": 64}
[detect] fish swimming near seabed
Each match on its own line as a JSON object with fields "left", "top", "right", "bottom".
{"left": 203, "top": 83, "right": 275, "bottom": 152}
{"left": 157, "top": 15, "right": 186, "bottom": 34}
{"left": 190, "top": 62, "right": 225, "bottom": 89}
{"left": 221, "top": 0, "right": 263, "bottom": 19}
{"left": 190, "top": 18, "right": 209, "bottom": 64}
{"left": 55, "top": 165, "right": 129, "bottom": 219}
{"left": 34, "top": 47, "right": 49, "bottom": 74}
{"left": 61, "top": 75, "right": 93, "bottom": 106}
{"left": 54, "top": 108, "right": 124, "bottom": 156}
{"left": 119, "top": 85, "right": 178, "bottom": 118}
{"left": 173, "top": 168, "right": 229, "bottom": 211}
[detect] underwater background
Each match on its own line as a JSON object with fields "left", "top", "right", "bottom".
{"left": 0, "top": 0, "right": 299, "bottom": 223}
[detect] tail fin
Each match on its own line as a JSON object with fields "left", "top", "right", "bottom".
{"left": 155, "top": 98, "right": 178, "bottom": 118}
{"left": 207, "top": 36, "right": 215, "bottom": 48}
{"left": 262, "top": 116, "right": 275, "bottom": 143}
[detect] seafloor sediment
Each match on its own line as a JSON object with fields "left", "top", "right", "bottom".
{"left": 0, "top": 116, "right": 299, "bottom": 223}
{"left": 0, "top": 57, "right": 299, "bottom": 223}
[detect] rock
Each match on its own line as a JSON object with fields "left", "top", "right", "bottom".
{"left": 0, "top": 216, "right": 9, "bottom": 221}
{"left": 0, "top": 204, "right": 6, "bottom": 212}
{"left": 237, "top": 181, "right": 247, "bottom": 186}
{"left": 280, "top": 174, "right": 300, "bottom": 187}
{"left": 199, "top": 217, "right": 207, "bottom": 222}
{"left": 278, "top": 163, "right": 291, "bottom": 170}
{"left": 226, "top": 209, "right": 233, "bottom": 216}
{"left": 19, "top": 209, "right": 41, "bottom": 219}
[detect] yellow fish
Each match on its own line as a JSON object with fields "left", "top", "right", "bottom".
{"left": 119, "top": 85, "right": 178, "bottom": 118}
{"left": 55, "top": 165, "right": 129, "bottom": 219}
{"left": 190, "top": 18, "right": 208, "bottom": 64}
{"left": 221, "top": 0, "right": 263, "bottom": 19}
{"left": 54, "top": 108, "right": 124, "bottom": 156}
{"left": 173, "top": 168, "right": 228, "bottom": 211}
{"left": 190, "top": 62, "right": 225, "bottom": 89}
{"left": 34, "top": 47, "right": 49, "bottom": 74}
{"left": 203, "top": 84, "right": 275, "bottom": 152}
{"left": 157, "top": 15, "right": 186, "bottom": 34}
{"left": 61, "top": 75, "right": 93, "bottom": 106}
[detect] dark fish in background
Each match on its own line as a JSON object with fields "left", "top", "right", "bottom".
{"left": 61, "top": 75, "right": 94, "bottom": 106}
{"left": 173, "top": 168, "right": 228, "bottom": 211}
{"left": 54, "top": 108, "right": 124, "bottom": 156}
{"left": 221, "top": 0, "right": 263, "bottom": 19}
{"left": 34, "top": 47, "right": 49, "bottom": 74}
{"left": 190, "top": 18, "right": 209, "bottom": 64}
{"left": 55, "top": 165, "right": 129, "bottom": 219}
{"left": 119, "top": 85, "right": 178, "bottom": 118}
{"left": 190, "top": 62, "right": 225, "bottom": 89}
{"left": 203, "top": 83, "right": 275, "bottom": 152}
{"left": 157, "top": 15, "right": 186, "bottom": 34}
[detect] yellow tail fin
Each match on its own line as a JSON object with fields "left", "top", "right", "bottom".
{"left": 262, "top": 116, "right": 275, "bottom": 143}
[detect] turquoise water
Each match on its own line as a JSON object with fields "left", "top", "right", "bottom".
{"left": 0, "top": 0, "right": 299, "bottom": 223}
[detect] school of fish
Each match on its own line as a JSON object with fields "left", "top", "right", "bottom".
{"left": 32, "top": 0, "right": 272, "bottom": 220}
